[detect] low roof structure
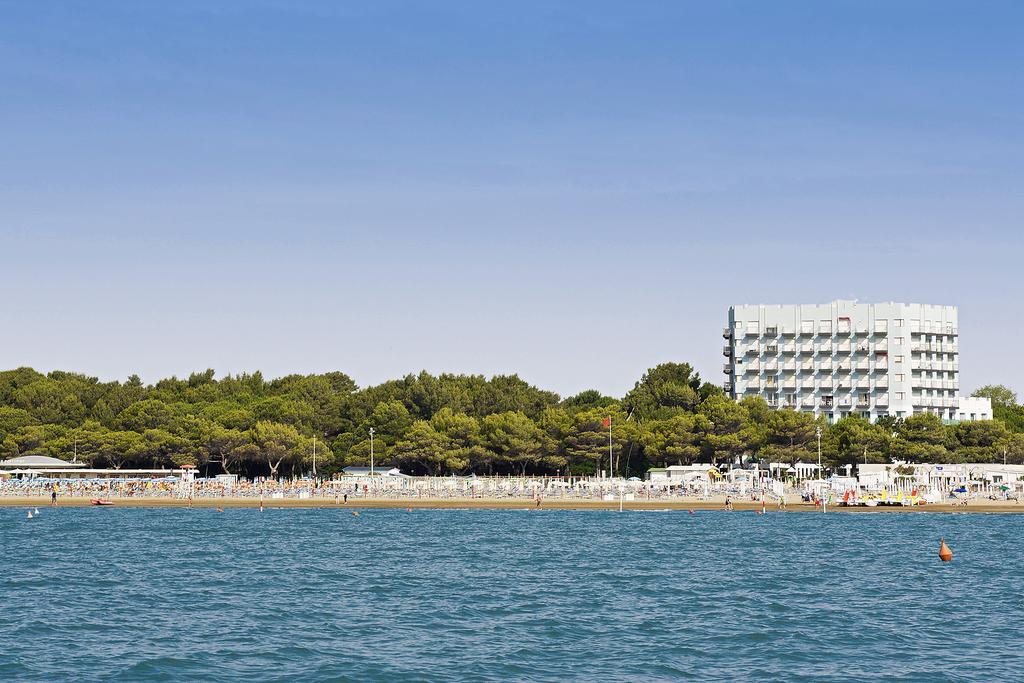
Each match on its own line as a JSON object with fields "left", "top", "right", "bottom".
{"left": 0, "top": 455, "right": 85, "bottom": 469}
{"left": 338, "top": 466, "right": 407, "bottom": 477}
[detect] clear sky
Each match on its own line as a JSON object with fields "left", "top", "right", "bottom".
{"left": 1, "top": 1, "right": 1021, "bottom": 398}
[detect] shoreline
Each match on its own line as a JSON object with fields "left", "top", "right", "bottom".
{"left": 4, "top": 496, "right": 1023, "bottom": 513}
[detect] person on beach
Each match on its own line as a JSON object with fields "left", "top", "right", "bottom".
{"left": 724, "top": 495, "right": 733, "bottom": 511}
{"left": 51, "top": 486, "right": 58, "bottom": 507}
{"left": 343, "top": 493, "right": 348, "bottom": 505}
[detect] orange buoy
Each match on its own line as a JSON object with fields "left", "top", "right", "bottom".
{"left": 939, "top": 538, "right": 953, "bottom": 562}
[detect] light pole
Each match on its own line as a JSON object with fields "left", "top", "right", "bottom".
{"left": 816, "top": 426, "right": 823, "bottom": 473}
{"left": 369, "top": 427, "right": 375, "bottom": 476}
{"left": 816, "top": 426, "right": 824, "bottom": 513}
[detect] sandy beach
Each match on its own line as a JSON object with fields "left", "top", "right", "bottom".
{"left": 4, "top": 495, "right": 1023, "bottom": 513}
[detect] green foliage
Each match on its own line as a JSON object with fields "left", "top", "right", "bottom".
{"left": 0, "top": 366, "right": 1019, "bottom": 477}
{"left": 972, "top": 384, "right": 1017, "bottom": 409}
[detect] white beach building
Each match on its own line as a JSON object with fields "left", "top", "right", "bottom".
{"left": 723, "top": 300, "right": 990, "bottom": 423}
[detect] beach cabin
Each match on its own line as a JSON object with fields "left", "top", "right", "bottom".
{"left": 645, "top": 464, "right": 718, "bottom": 486}
{"left": 338, "top": 466, "right": 407, "bottom": 478}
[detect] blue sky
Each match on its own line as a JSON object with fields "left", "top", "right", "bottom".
{"left": 1, "top": 1, "right": 1021, "bottom": 397}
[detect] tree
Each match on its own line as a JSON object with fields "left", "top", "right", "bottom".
{"left": 481, "top": 411, "right": 547, "bottom": 475}
{"left": 623, "top": 363, "right": 702, "bottom": 420}
{"left": 641, "top": 414, "right": 706, "bottom": 466}
{"left": 13, "top": 380, "right": 86, "bottom": 425}
{"left": 393, "top": 420, "right": 464, "bottom": 475}
{"left": 430, "top": 408, "right": 487, "bottom": 472}
{"left": 972, "top": 385, "right": 1017, "bottom": 409}
{"left": 251, "top": 421, "right": 303, "bottom": 476}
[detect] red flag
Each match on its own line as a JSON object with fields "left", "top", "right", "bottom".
{"left": 601, "top": 417, "right": 611, "bottom": 428}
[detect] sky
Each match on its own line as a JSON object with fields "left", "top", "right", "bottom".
{"left": 1, "top": 1, "right": 1022, "bottom": 398}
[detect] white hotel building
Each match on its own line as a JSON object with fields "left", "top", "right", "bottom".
{"left": 723, "top": 301, "right": 990, "bottom": 423}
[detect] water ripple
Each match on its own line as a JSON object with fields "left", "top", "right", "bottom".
{"left": 1, "top": 508, "right": 1023, "bottom": 681}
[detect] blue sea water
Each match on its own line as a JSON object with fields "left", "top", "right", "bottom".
{"left": 1, "top": 507, "right": 1022, "bottom": 682}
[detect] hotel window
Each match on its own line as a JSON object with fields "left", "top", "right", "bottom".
{"left": 894, "top": 355, "right": 904, "bottom": 364}
{"left": 895, "top": 374, "right": 905, "bottom": 382}
{"left": 894, "top": 318, "right": 904, "bottom": 326}
{"left": 861, "top": 411, "right": 870, "bottom": 419}
{"left": 896, "top": 392, "right": 905, "bottom": 400}
{"left": 895, "top": 337, "right": 904, "bottom": 345}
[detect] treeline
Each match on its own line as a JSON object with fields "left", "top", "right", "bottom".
{"left": 1, "top": 365, "right": 1022, "bottom": 477}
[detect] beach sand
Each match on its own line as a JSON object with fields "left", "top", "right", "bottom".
{"left": 3, "top": 496, "right": 1023, "bottom": 513}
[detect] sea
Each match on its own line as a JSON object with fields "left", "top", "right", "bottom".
{"left": 1, "top": 506, "right": 1022, "bottom": 682}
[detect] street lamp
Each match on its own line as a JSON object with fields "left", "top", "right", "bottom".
{"left": 369, "top": 427, "right": 375, "bottom": 476}
{"left": 816, "top": 426, "right": 822, "bottom": 475}
{"left": 816, "top": 425, "right": 825, "bottom": 513}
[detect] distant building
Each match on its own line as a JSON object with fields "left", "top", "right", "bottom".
{"left": 723, "top": 300, "right": 985, "bottom": 423}
{"left": 956, "top": 396, "right": 993, "bottom": 422}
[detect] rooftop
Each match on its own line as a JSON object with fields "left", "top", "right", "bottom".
{"left": 0, "top": 455, "right": 85, "bottom": 469}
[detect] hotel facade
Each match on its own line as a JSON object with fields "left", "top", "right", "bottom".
{"left": 723, "top": 301, "right": 989, "bottom": 422}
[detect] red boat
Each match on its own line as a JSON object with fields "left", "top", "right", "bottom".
{"left": 90, "top": 499, "right": 115, "bottom": 506}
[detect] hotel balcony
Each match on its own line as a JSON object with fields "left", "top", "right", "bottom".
{"left": 722, "top": 345, "right": 733, "bottom": 357}
{"left": 745, "top": 344, "right": 759, "bottom": 355}
{"left": 745, "top": 362, "right": 761, "bottom": 373}
{"left": 722, "top": 326, "right": 732, "bottom": 339}
{"left": 874, "top": 360, "right": 888, "bottom": 370}
{"left": 876, "top": 393, "right": 890, "bottom": 406}
{"left": 874, "top": 321, "right": 888, "bottom": 334}
{"left": 781, "top": 379, "right": 797, "bottom": 390}
{"left": 818, "top": 380, "right": 834, "bottom": 391}
{"left": 764, "top": 380, "right": 779, "bottom": 390}
{"left": 723, "top": 381, "right": 733, "bottom": 392}
{"left": 747, "top": 381, "right": 761, "bottom": 391}
{"left": 782, "top": 360, "right": 797, "bottom": 371}
{"left": 800, "top": 360, "right": 815, "bottom": 372}
{"left": 781, "top": 326, "right": 796, "bottom": 336}
{"left": 837, "top": 379, "right": 852, "bottom": 390}
{"left": 857, "top": 398, "right": 871, "bottom": 408}
{"left": 781, "top": 399, "right": 798, "bottom": 409}
{"left": 801, "top": 397, "right": 816, "bottom": 408}
{"left": 799, "top": 341, "right": 814, "bottom": 354}
{"left": 835, "top": 361, "right": 852, "bottom": 373}
{"left": 837, "top": 397, "right": 853, "bottom": 408}
{"left": 876, "top": 377, "right": 889, "bottom": 389}
{"left": 818, "top": 322, "right": 833, "bottom": 335}
{"left": 855, "top": 325, "right": 869, "bottom": 335}
{"left": 820, "top": 397, "right": 835, "bottom": 408}
{"left": 764, "top": 361, "right": 779, "bottom": 372}
{"left": 875, "top": 340, "right": 889, "bottom": 352}
{"left": 781, "top": 342, "right": 796, "bottom": 354}
{"left": 855, "top": 342, "right": 871, "bottom": 353}
{"left": 855, "top": 379, "right": 870, "bottom": 389}
{"left": 836, "top": 319, "right": 852, "bottom": 335}
{"left": 745, "top": 324, "right": 759, "bottom": 336}
{"left": 854, "top": 360, "right": 870, "bottom": 371}
{"left": 723, "top": 364, "right": 732, "bottom": 374}
{"left": 799, "top": 323, "right": 815, "bottom": 336}
{"left": 764, "top": 344, "right": 779, "bottom": 355}
{"left": 835, "top": 341, "right": 852, "bottom": 353}
{"left": 764, "top": 326, "right": 778, "bottom": 337}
